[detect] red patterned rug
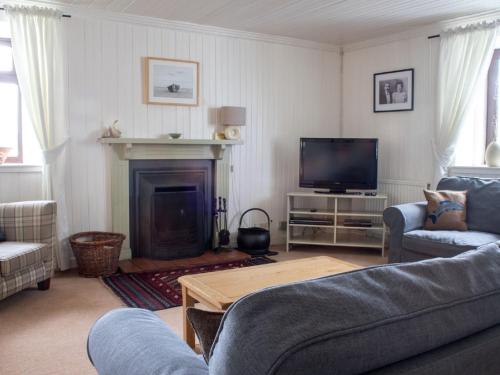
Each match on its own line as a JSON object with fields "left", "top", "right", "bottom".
{"left": 102, "top": 257, "right": 275, "bottom": 311}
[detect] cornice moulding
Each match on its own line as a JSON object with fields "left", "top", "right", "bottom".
{"left": 5, "top": 0, "right": 340, "bottom": 52}
{"left": 8, "top": 1, "right": 499, "bottom": 55}
{"left": 343, "top": 9, "right": 500, "bottom": 52}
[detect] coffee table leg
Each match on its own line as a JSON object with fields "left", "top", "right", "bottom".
{"left": 182, "top": 285, "right": 196, "bottom": 349}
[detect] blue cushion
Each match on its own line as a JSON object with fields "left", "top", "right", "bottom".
{"left": 210, "top": 244, "right": 500, "bottom": 375}
{"left": 0, "top": 228, "right": 5, "bottom": 242}
{"left": 403, "top": 229, "right": 500, "bottom": 258}
{"left": 438, "top": 177, "right": 500, "bottom": 234}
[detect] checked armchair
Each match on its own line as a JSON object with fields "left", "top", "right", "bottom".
{"left": 0, "top": 201, "right": 56, "bottom": 300}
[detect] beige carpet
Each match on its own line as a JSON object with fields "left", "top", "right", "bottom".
{"left": 0, "top": 246, "right": 386, "bottom": 374}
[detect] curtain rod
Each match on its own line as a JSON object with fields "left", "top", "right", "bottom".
{"left": 0, "top": 7, "right": 71, "bottom": 17}
{"left": 428, "top": 34, "right": 440, "bottom": 39}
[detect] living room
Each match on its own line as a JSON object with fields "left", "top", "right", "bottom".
{"left": 1, "top": 1, "right": 500, "bottom": 374}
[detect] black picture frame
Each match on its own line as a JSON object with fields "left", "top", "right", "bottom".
{"left": 373, "top": 68, "right": 414, "bottom": 112}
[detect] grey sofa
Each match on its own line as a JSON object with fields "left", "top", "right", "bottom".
{"left": 88, "top": 244, "right": 500, "bottom": 375}
{"left": 384, "top": 176, "right": 500, "bottom": 263}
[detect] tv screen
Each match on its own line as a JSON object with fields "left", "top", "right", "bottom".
{"left": 300, "top": 138, "right": 378, "bottom": 192}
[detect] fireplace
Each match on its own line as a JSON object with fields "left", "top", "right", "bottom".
{"left": 129, "top": 160, "right": 214, "bottom": 260}
{"left": 101, "top": 137, "right": 241, "bottom": 260}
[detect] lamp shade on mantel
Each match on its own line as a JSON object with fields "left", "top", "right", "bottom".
{"left": 220, "top": 106, "right": 246, "bottom": 126}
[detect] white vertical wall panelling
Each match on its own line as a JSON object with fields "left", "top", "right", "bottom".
{"left": 0, "top": 16, "right": 341, "bottom": 242}
{"left": 0, "top": 172, "right": 43, "bottom": 203}
{"left": 162, "top": 29, "right": 177, "bottom": 135}
{"left": 342, "top": 36, "right": 438, "bottom": 205}
{"left": 117, "top": 23, "right": 134, "bottom": 138}
{"left": 147, "top": 26, "right": 163, "bottom": 138}
{"left": 86, "top": 19, "right": 108, "bottom": 232}
{"left": 101, "top": 21, "right": 118, "bottom": 229}
{"left": 54, "top": 16, "right": 341, "bottom": 242}
{"left": 133, "top": 26, "right": 148, "bottom": 138}
{"left": 176, "top": 31, "right": 190, "bottom": 135}
{"left": 191, "top": 33, "right": 204, "bottom": 138}
{"left": 67, "top": 18, "right": 88, "bottom": 233}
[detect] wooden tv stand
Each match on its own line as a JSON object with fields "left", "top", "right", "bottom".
{"left": 286, "top": 192, "right": 388, "bottom": 256}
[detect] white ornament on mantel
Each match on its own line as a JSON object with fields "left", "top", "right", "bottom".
{"left": 101, "top": 120, "right": 122, "bottom": 138}
{"left": 224, "top": 126, "right": 241, "bottom": 140}
{"left": 485, "top": 141, "right": 500, "bottom": 167}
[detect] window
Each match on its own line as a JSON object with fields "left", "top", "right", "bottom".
{"left": 0, "top": 35, "right": 23, "bottom": 163}
{"left": 486, "top": 49, "right": 500, "bottom": 147}
{"left": 0, "top": 19, "right": 41, "bottom": 165}
{"left": 454, "top": 40, "right": 500, "bottom": 167}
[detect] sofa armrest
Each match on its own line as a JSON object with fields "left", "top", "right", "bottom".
{"left": 383, "top": 202, "right": 427, "bottom": 263}
{"left": 0, "top": 201, "right": 56, "bottom": 246}
{"left": 88, "top": 308, "right": 209, "bottom": 375}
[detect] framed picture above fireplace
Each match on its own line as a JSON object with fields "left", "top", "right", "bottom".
{"left": 144, "top": 57, "right": 199, "bottom": 106}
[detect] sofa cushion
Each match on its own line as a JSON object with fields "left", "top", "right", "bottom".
{"left": 437, "top": 177, "right": 500, "bottom": 234}
{"left": 210, "top": 244, "right": 500, "bottom": 375}
{"left": 0, "top": 242, "right": 51, "bottom": 276}
{"left": 423, "top": 190, "right": 467, "bottom": 231}
{"left": 403, "top": 230, "right": 500, "bottom": 258}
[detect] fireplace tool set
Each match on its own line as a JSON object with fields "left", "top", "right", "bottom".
{"left": 214, "top": 197, "right": 230, "bottom": 252}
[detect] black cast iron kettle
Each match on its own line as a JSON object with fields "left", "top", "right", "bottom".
{"left": 237, "top": 208, "right": 272, "bottom": 256}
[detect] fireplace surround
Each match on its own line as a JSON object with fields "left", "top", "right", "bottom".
{"left": 100, "top": 137, "right": 242, "bottom": 259}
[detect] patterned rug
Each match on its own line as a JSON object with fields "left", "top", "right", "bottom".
{"left": 102, "top": 257, "right": 275, "bottom": 311}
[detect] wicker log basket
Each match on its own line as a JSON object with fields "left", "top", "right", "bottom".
{"left": 70, "top": 232, "right": 126, "bottom": 277}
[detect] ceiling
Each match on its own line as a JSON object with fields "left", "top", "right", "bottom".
{"left": 41, "top": 0, "right": 500, "bottom": 44}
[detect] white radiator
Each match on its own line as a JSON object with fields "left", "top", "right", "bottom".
{"left": 378, "top": 179, "right": 429, "bottom": 207}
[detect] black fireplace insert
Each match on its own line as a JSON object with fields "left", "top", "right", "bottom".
{"left": 129, "top": 159, "right": 214, "bottom": 260}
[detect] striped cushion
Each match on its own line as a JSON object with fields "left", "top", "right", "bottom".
{"left": 0, "top": 242, "right": 51, "bottom": 276}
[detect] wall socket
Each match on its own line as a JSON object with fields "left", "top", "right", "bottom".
{"left": 279, "top": 221, "right": 287, "bottom": 231}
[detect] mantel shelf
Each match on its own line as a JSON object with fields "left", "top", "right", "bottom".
{"left": 99, "top": 137, "right": 243, "bottom": 160}
{"left": 99, "top": 138, "right": 243, "bottom": 146}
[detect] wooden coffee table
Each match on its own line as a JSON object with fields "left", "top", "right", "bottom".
{"left": 178, "top": 256, "right": 360, "bottom": 349}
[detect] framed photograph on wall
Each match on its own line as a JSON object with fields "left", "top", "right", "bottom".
{"left": 144, "top": 57, "right": 199, "bottom": 106}
{"left": 373, "top": 68, "right": 414, "bottom": 112}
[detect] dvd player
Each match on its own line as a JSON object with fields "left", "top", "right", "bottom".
{"left": 343, "top": 218, "right": 372, "bottom": 227}
{"left": 289, "top": 217, "right": 334, "bottom": 226}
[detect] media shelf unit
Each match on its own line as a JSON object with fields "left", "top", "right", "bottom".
{"left": 286, "top": 192, "right": 388, "bottom": 256}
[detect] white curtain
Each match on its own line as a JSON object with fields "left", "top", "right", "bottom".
{"left": 6, "top": 5, "right": 72, "bottom": 270}
{"left": 433, "top": 21, "right": 498, "bottom": 184}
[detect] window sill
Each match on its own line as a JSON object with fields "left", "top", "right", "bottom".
{"left": 0, "top": 164, "right": 42, "bottom": 173}
{"left": 448, "top": 165, "right": 500, "bottom": 178}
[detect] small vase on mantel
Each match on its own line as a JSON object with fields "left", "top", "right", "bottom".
{"left": 485, "top": 141, "right": 500, "bottom": 167}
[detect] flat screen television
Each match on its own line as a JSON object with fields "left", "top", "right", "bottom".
{"left": 299, "top": 138, "right": 378, "bottom": 193}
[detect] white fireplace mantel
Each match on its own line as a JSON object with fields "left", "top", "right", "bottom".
{"left": 100, "top": 137, "right": 243, "bottom": 259}
{"left": 99, "top": 137, "right": 242, "bottom": 160}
